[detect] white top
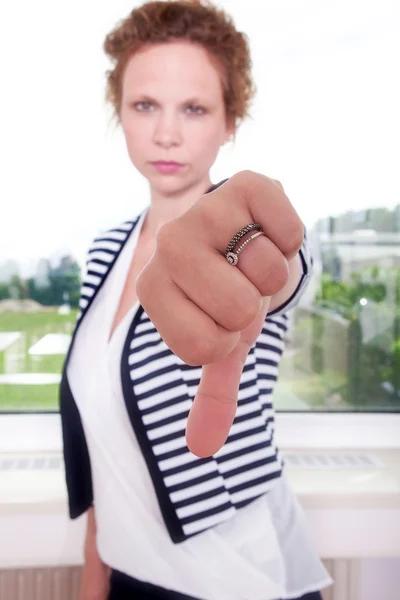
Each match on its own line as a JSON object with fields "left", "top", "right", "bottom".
{"left": 68, "top": 209, "right": 332, "bottom": 600}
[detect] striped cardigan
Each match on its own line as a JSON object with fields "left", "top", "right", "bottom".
{"left": 59, "top": 179, "right": 313, "bottom": 543}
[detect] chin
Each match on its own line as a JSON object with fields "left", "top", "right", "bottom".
{"left": 154, "top": 179, "right": 190, "bottom": 197}
{"left": 147, "top": 170, "right": 192, "bottom": 190}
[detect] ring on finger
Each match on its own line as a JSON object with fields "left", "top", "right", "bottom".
{"left": 224, "top": 225, "right": 265, "bottom": 266}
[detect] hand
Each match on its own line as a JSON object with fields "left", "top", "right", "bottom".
{"left": 80, "top": 508, "right": 110, "bottom": 600}
{"left": 80, "top": 554, "right": 110, "bottom": 600}
{"left": 136, "top": 171, "right": 304, "bottom": 458}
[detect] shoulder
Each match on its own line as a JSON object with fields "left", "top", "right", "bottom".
{"left": 77, "top": 215, "right": 143, "bottom": 318}
{"left": 85, "top": 213, "right": 143, "bottom": 259}
{"left": 90, "top": 217, "right": 140, "bottom": 248}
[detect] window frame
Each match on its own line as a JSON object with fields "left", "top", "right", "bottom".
{"left": 0, "top": 411, "right": 399, "bottom": 454}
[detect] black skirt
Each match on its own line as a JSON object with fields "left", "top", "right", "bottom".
{"left": 108, "top": 568, "right": 323, "bottom": 600}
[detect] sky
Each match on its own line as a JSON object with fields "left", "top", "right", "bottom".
{"left": 1, "top": 0, "right": 399, "bottom": 276}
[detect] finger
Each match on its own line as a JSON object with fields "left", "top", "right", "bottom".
{"left": 136, "top": 261, "right": 240, "bottom": 365}
{"left": 184, "top": 170, "right": 304, "bottom": 261}
{"left": 185, "top": 342, "right": 248, "bottom": 458}
{"left": 186, "top": 297, "right": 271, "bottom": 457}
{"left": 223, "top": 233, "right": 290, "bottom": 299}
{"left": 271, "top": 178, "right": 285, "bottom": 192}
{"left": 159, "top": 222, "right": 284, "bottom": 330}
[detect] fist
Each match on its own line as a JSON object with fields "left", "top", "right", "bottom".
{"left": 136, "top": 170, "right": 304, "bottom": 457}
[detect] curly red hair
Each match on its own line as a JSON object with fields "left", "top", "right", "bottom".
{"left": 103, "top": 0, "right": 256, "bottom": 135}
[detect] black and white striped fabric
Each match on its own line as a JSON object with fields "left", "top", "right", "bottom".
{"left": 77, "top": 220, "right": 137, "bottom": 321}
{"left": 120, "top": 303, "right": 288, "bottom": 541}
{"left": 60, "top": 179, "right": 313, "bottom": 543}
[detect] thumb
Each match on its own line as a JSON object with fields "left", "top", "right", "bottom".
{"left": 186, "top": 297, "right": 271, "bottom": 458}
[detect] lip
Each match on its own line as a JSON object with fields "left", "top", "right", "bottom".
{"left": 150, "top": 161, "right": 186, "bottom": 174}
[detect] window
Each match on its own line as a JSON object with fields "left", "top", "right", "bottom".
{"left": 1, "top": 0, "right": 399, "bottom": 414}
{"left": 275, "top": 222, "right": 400, "bottom": 411}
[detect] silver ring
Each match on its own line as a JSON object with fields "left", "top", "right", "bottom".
{"left": 225, "top": 230, "right": 264, "bottom": 266}
{"left": 224, "top": 223, "right": 262, "bottom": 256}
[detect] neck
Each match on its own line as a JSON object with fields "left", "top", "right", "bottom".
{"left": 141, "top": 174, "right": 213, "bottom": 240}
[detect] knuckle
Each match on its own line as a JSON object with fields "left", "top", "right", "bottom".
{"left": 271, "top": 178, "right": 284, "bottom": 191}
{"left": 263, "top": 258, "right": 289, "bottom": 296}
{"left": 229, "top": 170, "right": 269, "bottom": 210}
{"left": 135, "top": 272, "right": 144, "bottom": 301}
{"left": 192, "top": 201, "right": 216, "bottom": 235}
{"left": 184, "top": 334, "right": 217, "bottom": 366}
{"left": 224, "top": 293, "right": 261, "bottom": 332}
{"left": 243, "top": 297, "right": 262, "bottom": 328}
{"left": 155, "top": 221, "right": 183, "bottom": 264}
{"left": 184, "top": 328, "right": 238, "bottom": 366}
{"left": 284, "top": 226, "right": 304, "bottom": 256}
{"left": 236, "top": 169, "right": 257, "bottom": 182}
{"left": 135, "top": 267, "right": 150, "bottom": 302}
{"left": 155, "top": 221, "right": 173, "bottom": 248}
{"left": 230, "top": 170, "right": 259, "bottom": 195}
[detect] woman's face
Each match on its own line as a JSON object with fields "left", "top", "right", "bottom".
{"left": 119, "top": 40, "right": 234, "bottom": 194}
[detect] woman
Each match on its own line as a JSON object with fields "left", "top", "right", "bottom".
{"left": 60, "top": 1, "right": 333, "bottom": 599}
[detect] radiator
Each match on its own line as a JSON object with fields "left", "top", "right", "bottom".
{"left": 0, "top": 567, "right": 82, "bottom": 600}
{"left": 322, "top": 559, "right": 361, "bottom": 600}
{"left": 0, "top": 561, "right": 359, "bottom": 600}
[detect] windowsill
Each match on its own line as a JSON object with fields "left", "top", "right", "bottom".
{"left": 1, "top": 447, "right": 399, "bottom": 568}
{"left": 1, "top": 412, "right": 400, "bottom": 453}
{"left": 1, "top": 447, "right": 400, "bottom": 514}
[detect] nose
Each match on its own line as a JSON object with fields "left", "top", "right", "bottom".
{"left": 153, "top": 108, "right": 182, "bottom": 149}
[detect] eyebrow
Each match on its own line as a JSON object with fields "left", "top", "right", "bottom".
{"left": 133, "top": 94, "right": 211, "bottom": 106}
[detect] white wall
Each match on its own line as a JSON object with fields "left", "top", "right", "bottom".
{"left": 360, "top": 558, "right": 400, "bottom": 600}
{"left": 1, "top": 0, "right": 399, "bottom": 276}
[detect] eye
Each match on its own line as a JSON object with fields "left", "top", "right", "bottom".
{"left": 186, "top": 105, "right": 206, "bottom": 115}
{"left": 133, "top": 101, "right": 154, "bottom": 111}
